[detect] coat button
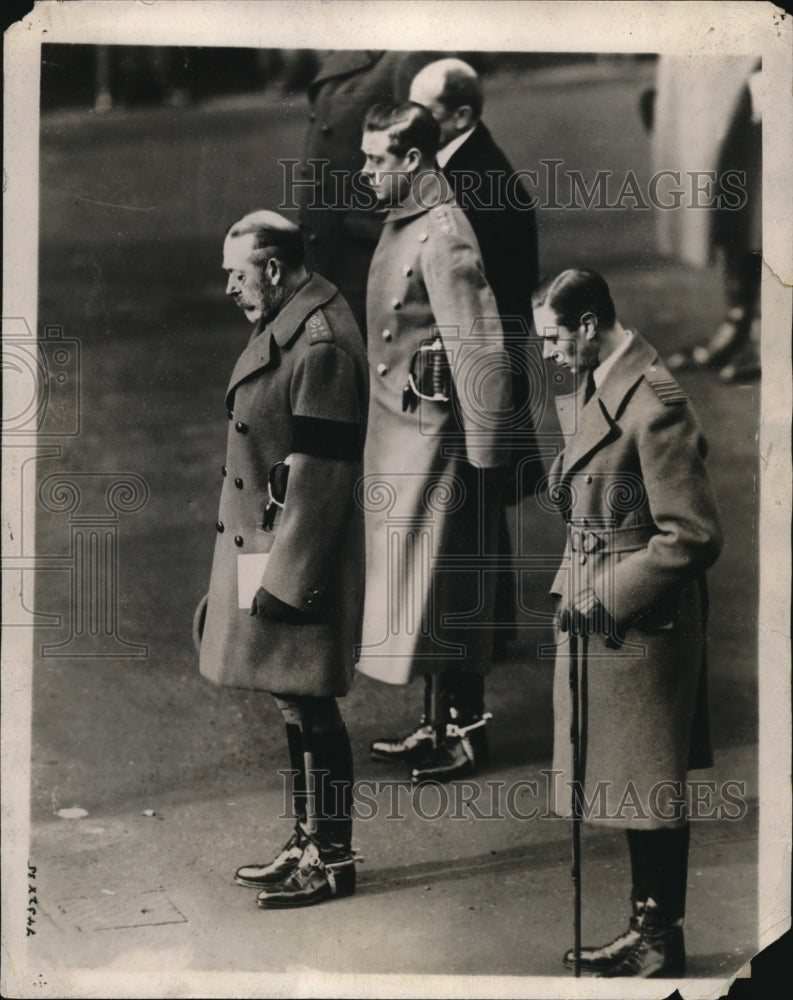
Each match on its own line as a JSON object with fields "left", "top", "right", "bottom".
{"left": 216, "top": 521, "right": 224, "bottom": 533}
{"left": 579, "top": 554, "right": 587, "bottom": 565}
{"left": 228, "top": 409, "right": 233, "bottom": 420}
{"left": 402, "top": 264, "right": 413, "bottom": 277}
{"left": 309, "top": 112, "right": 316, "bottom": 123}
{"left": 381, "top": 328, "right": 392, "bottom": 341}
{"left": 235, "top": 421, "right": 248, "bottom": 434}
{"left": 376, "top": 363, "right": 388, "bottom": 376}
{"left": 234, "top": 477, "right": 243, "bottom": 489}
{"left": 234, "top": 535, "right": 244, "bottom": 547}
{"left": 222, "top": 465, "right": 227, "bottom": 477}
{"left": 308, "top": 233, "right": 318, "bottom": 245}
{"left": 418, "top": 231, "right": 428, "bottom": 242}
{"left": 391, "top": 298, "right": 401, "bottom": 310}
{"left": 584, "top": 474, "right": 593, "bottom": 484}
{"left": 320, "top": 123, "right": 332, "bottom": 136}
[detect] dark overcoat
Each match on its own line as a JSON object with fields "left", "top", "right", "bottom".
{"left": 356, "top": 171, "right": 512, "bottom": 686}
{"left": 547, "top": 332, "right": 722, "bottom": 829}
{"left": 299, "top": 50, "right": 444, "bottom": 330}
{"left": 195, "top": 274, "right": 369, "bottom": 698}
{"left": 443, "top": 121, "right": 544, "bottom": 498}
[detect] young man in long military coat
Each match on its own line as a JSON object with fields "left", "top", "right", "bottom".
{"left": 356, "top": 102, "right": 512, "bottom": 784}
{"left": 297, "top": 50, "right": 445, "bottom": 333}
{"left": 532, "top": 268, "right": 723, "bottom": 977}
{"left": 193, "top": 210, "right": 369, "bottom": 908}
{"left": 409, "top": 58, "right": 545, "bottom": 659}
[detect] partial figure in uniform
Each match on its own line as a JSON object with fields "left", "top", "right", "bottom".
{"left": 298, "top": 50, "right": 445, "bottom": 333}
{"left": 533, "top": 269, "right": 722, "bottom": 976}
{"left": 357, "top": 102, "right": 512, "bottom": 785}
{"left": 646, "top": 55, "right": 762, "bottom": 382}
{"left": 193, "top": 211, "right": 369, "bottom": 908}
{"left": 409, "top": 57, "right": 544, "bottom": 658}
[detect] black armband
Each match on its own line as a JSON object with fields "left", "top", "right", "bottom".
{"left": 292, "top": 416, "right": 362, "bottom": 461}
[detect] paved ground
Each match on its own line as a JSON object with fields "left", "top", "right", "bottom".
{"left": 4, "top": 57, "right": 772, "bottom": 996}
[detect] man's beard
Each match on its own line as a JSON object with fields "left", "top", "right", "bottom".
{"left": 259, "top": 283, "right": 286, "bottom": 325}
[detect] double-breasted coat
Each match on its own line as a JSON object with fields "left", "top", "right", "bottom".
{"left": 356, "top": 171, "right": 512, "bottom": 686}
{"left": 299, "top": 50, "right": 445, "bottom": 331}
{"left": 194, "top": 274, "right": 369, "bottom": 698}
{"left": 547, "top": 332, "right": 722, "bottom": 828}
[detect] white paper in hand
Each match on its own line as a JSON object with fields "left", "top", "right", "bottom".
{"left": 237, "top": 553, "right": 269, "bottom": 609}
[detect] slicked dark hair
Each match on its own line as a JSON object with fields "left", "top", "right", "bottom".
{"left": 532, "top": 268, "right": 616, "bottom": 331}
{"left": 363, "top": 101, "right": 441, "bottom": 159}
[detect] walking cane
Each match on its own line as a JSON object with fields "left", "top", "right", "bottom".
{"left": 569, "top": 624, "right": 586, "bottom": 977}
{"left": 301, "top": 705, "right": 317, "bottom": 837}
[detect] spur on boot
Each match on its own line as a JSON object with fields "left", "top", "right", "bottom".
{"left": 256, "top": 839, "right": 357, "bottom": 909}
{"left": 411, "top": 712, "right": 491, "bottom": 785}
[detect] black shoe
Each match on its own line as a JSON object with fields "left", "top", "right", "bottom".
{"left": 411, "top": 713, "right": 490, "bottom": 785}
{"left": 370, "top": 722, "right": 437, "bottom": 765}
{"left": 234, "top": 826, "right": 308, "bottom": 888}
{"left": 598, "top": 899, "right": 686, "bottom": 978}
{"left": 562, "top": 900, "right": 645, "bottom": 973}
{"left": 256, "top": 840, "right": 357, "bottom": 909}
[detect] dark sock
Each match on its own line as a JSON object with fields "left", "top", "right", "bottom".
{"left": 284, "top": 723, "right": 307, "bottom": 827}
{"left": 626, "top": 825, "right": 690, "bottom": 919}
{"left": 312, "top": 727, "right": 354, "bottom": 854}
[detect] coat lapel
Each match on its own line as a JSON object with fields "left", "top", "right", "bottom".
{"left": 556, "top": 332, "right": 657, "bottom": 478}
{"left": 557, "top": 383, "right": 616, "bottom": 477}
{"left": 225, "top": 274, "right": 338, "bottom": 405}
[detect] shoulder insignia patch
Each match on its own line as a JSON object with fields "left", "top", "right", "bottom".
{"left": 645, "top": 369, "right": 687, "bottom": 405}
{"left": 305, "top": 309, "right": 334, "bottom": 346}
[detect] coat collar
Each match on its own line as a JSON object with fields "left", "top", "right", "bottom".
{"left": 442, "top": 121, "right": 491, "bottom": 169}
{"left": 384, "top": 168, "right": 455, "bottom": 224}
{"left": 309, "top": 50, "right": 384, "bottom": 92}
{"left": 225, "top": 273, "right": 337, "bottom": 404}
{"left": 555, "top": 331, "right": 657, "bottom": 477}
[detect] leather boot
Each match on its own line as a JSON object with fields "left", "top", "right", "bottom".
{"left": 312, "top": 728, "right": 354, "bottom": 854}
{"left": 370, "top": 722, "right": 437, "bottom": 765}
{"left": 411, "top": 711, "right": 491, "bottom": 785}
{"left": 234, "top": 825, "right": 310, "bottom": 888}
{"left": 234, "top": 723, "right": 308, "bottom": 888}
{"left": 562, "top": 899, "right": 645, "bottom": 973}
{"left": 371, "top": 676, "right": 440, "bottom": 764}
{"left": 256, "top": 838, "right": 357, "bottom": 908}
{"left": 598, "top": 898, "right": 686, "bottom": 978}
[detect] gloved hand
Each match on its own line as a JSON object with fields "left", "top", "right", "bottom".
{"left": 250, "top": 586, "right": 309, "bottom": 624}
{"left": 557, "top": 586, "right": 621, "bottom": 646}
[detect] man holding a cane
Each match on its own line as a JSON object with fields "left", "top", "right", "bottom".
{"left": 532, "top": 268, "right": 722, "bottom": 977}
